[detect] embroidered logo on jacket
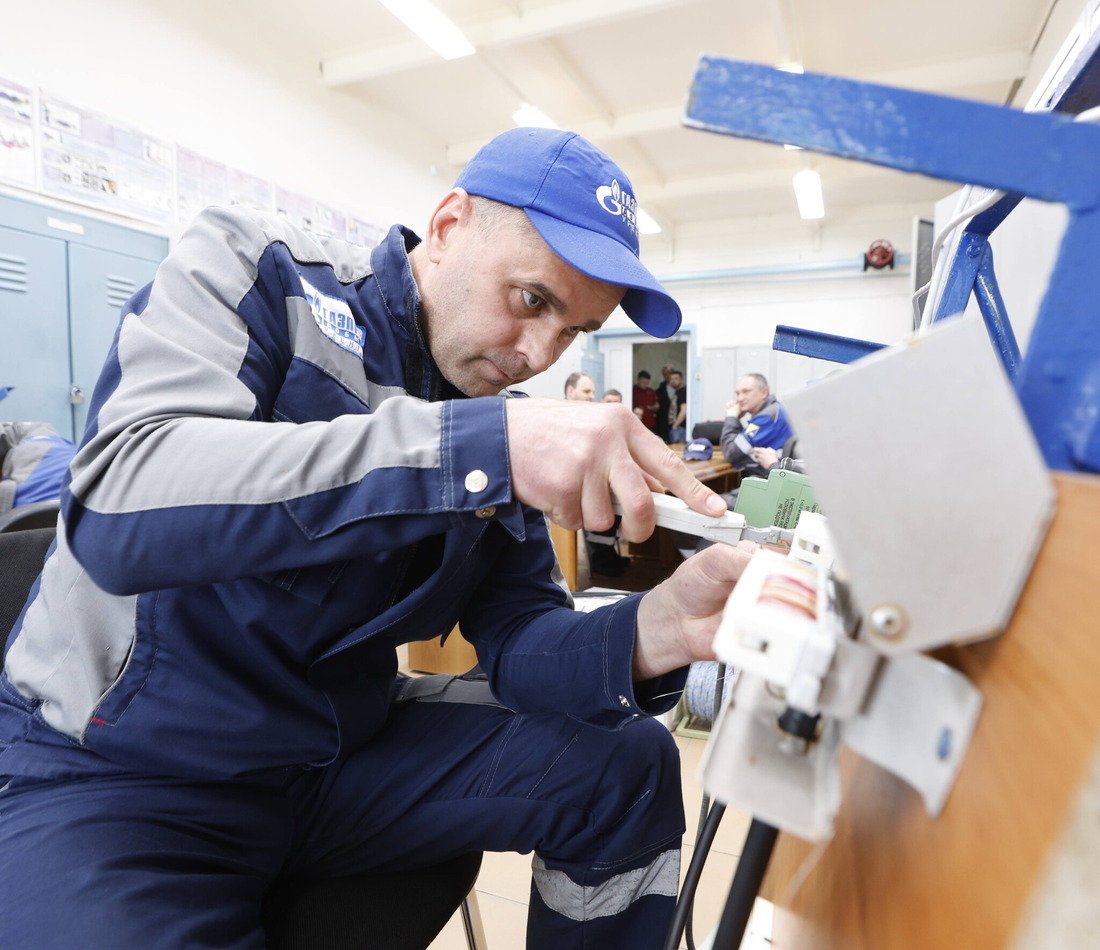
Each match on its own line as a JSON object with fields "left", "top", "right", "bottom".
{"left": 299, "top": 274, "right": 365, "bottom": 359}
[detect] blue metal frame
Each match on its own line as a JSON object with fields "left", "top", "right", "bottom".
{"left": 684, "top": 55, "right": 1100, "bottom": 472}
{"left": 772, "top": 326, "right": 884, "bottom": 364}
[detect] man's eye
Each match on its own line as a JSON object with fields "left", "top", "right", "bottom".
{"left": 521, "top": 289, "right": 543, "bottom": 309}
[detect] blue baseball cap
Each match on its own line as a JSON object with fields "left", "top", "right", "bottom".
{"left": 682, "top": 439, "right": 714, "bottom": 460}
{"left": 455, "top": 127, "right": 682, "bottom": 338}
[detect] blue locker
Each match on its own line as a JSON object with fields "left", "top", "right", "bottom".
{"left": 0, "top": 224, "right": 71, "bottom": 437}
{"left": 68, "top": 245, "right": 161, "bottom": 440}
{"left": 0, "top": 193, "right": 168, "bottom": 441}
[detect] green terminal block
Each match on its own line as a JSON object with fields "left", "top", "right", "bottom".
{"left": 733, "top": 468, "right": 820, "bottom": 529}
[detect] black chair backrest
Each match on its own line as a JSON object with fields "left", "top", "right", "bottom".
{"left": 0, "top": 499, "right": 60, "bottom": 533}
{"left": 1, "top": 527, "right": 56, "bottom": 662}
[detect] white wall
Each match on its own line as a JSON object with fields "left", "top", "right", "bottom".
{"left": 0, "top": 0, "right": 446, "bottom": 239}
{"left": 0, "top": 0, "right": 1083, "bottom": 418}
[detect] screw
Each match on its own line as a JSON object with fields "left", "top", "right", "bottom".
{"left": 869, "top": 604, "right": 908, "bottom": 640}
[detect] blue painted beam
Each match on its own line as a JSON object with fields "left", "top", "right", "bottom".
{"left": 685, "top": 56, "right": 1100, "bottom": 472}
{"left": 684, "top": 56, "right": 1100, "bottom": 212}
{"left": 773, "top": 326, "right": 885, "bottom": 365}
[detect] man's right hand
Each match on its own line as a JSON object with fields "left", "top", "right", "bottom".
{"left": 505, "top": 397, "right": 727, "bottom": 542}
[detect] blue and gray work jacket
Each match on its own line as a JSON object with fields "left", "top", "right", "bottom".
{"left": 0, "top": 207, "right": 684, "bottom": 782}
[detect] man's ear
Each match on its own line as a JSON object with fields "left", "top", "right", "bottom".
{"left": 424, "top": 188, "right": 473, "bottom": 264}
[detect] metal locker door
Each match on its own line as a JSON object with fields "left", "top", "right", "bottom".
{"left": 67, "top": 244, "right": 161, "bottom": 442}
{"left": 0, "top": 224, "right": 72, "bottom": 438}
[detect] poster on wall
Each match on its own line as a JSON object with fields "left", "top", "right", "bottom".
{"left": 0, "top": 77, "right": 36, "bottom": 188}
{"left": 226, "top": 166, "right": 274, "bottom": 213}
{"left": 38, "top": 92, "right": 175, "bottom": 226}
{"left": 275, "top": 186, "right": 347, "bottom": 241}
{"left": 347, "top": 216, "right": 387, "bottom": 249}
{"left": 176, "top": 146, "right": 229, "bottom": 225}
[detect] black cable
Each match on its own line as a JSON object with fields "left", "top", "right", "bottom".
{"left": 710, "top": 818, "right": 779, "bottom": 950}
{"left": 684, "top": 662, "right": 728, "bottom": 950}
{"left": 661, "top": 799, "right": 726, "bottom": 950}
{"left": 661, "top": 662, "right": 730, "bottom": 950}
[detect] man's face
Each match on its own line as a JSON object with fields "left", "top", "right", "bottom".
{"left": 416, "top": 192, "right": 625, "bottom": 397}
{"left": 735, "top": 376, "right": 768, "bottom": 416}
{"left": 601, "top": 391, "right": 621, "bottom": 404}
{"left": 567, "top": 376, "right": 596, "bottom": 401}
{"left": 669, "top": 372, "right": 683, "bottom": 389}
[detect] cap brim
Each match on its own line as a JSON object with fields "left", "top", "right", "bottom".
{"left": 525, "top": 209, "right": 682, "bottom": 338}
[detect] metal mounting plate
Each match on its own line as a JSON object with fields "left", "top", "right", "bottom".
{"left": 782, "top": 315, "right": 1055, "bottom": 655}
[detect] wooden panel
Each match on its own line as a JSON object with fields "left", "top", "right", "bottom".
{"left": 761, "top": 471, "right": 1100, "bottom": 950}
{"left": 549, "top": 520, "right": 578, "bottom": 592}
{"left": 406, "top": 626, "right": 477, "bottom": 675}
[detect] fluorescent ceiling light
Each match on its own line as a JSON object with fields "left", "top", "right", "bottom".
{"left": 512, "top": 104, "right": 559, "bottom": 129}
{"left": 637, "top": 206, "right": 662, "bottom": 235}
{"left": 376, "top": 0, "right": 475, "bottom": 60}
{"left": 792, "top": 168, "right": 824, "bottom": 219}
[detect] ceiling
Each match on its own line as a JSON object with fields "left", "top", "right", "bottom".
{"left": 198, "top": 0, "right": 1061, "bottom": 240}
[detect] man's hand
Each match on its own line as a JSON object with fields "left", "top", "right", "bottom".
{"left": 633, "top": 542, "right": 757, "bottom": 680}
{"left": 751, "top": 445, "right": 780, "bottom": 469}
{"left": 505, "top": 397, "right": 727, "bottom": 541}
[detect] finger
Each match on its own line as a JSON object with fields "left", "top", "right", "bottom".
{"left": 606, "top": 465, "right": 657, "bottom": 542}
{"left": 627, "top": 429, "right": 727, "bottom": 517}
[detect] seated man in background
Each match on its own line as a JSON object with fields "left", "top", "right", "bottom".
{"left": 0, "top": 420, "right": 77, "bottom": 516}
{"left": 0, "top": 127, "right": 752, "bottom": 950}
{"left": 720, "top": 372, "right": 794, "bottom": 480}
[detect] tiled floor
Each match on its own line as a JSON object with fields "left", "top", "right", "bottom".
{"left": 419, "top": 726, "right": 767, "bottom": 950}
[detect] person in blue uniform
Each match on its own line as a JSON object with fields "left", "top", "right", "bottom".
{"left": 720, "top": 372, "right": 794, "bottom": 479}
{"left": 0, "top": 128, "right": 753, "bottom": 950}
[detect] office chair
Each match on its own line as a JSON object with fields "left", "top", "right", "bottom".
{"left": 0, "top": 499, "right": 60, "bottom": 533}
{"left": 0, "top": 527, "right": 487, "bottom": 950}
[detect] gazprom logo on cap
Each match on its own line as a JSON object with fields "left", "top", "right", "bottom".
{"left": 595, "top": 179, "right": 639, "bottom": 237}
{"left": 299, "top": 273, "right": 365, "bottom": 359}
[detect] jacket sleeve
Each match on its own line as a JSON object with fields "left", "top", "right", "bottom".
{"left": 61, "top": 206, "right": 518, "bottom": 596}
{"left": 461, "top": 509, "right": 688, "bottom": 729}
{"left": 720, "top": 414, "right": 753, "bottom": 467}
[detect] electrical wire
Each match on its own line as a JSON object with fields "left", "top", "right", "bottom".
{"left": 662, "top": 800, "right": 727, "bottom": 950}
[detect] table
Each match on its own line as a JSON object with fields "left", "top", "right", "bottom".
{"left": 670, "top": 442, "right": 739, "bottom": 494}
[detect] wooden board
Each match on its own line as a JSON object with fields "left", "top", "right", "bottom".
{"left": 761, "top": 471, "right": 1100, "bottom": 949}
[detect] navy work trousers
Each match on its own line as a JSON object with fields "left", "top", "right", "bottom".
{"left": 0, "top": 695, "right": 685, "bottom": 949}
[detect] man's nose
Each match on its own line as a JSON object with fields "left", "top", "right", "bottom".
{"left": 517, "top": 324, "right": 559, "bottom": 374}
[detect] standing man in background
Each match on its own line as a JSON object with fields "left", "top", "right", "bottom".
{"left": 602, "top": 388, "right": 623, "bottom": 403}
{"left": 656, "top": 368, "right": 687, "bottom": 443}
{"left": 563, "top": 370, "right": 596, "bottom": 401}
{"left": 720, "top": 372, "right": 794, "bottom": 479}
{"left": 632, "top": 369, "right": 659, "bottom": 431}
{"left": 0, "top": 126, "right": 753, "bottom": 950}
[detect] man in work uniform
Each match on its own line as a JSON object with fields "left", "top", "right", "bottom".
{"left": 720, "top": 372, "right": 794, "bottom": 479}
{"left": 0, "top": 128, "right": 752, "bottom": 950}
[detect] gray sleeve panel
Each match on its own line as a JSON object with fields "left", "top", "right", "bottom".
{"left": 4, "top": 513, "right": 139, "bottom": 739}
{"left": 67, "top": 207, "right": 444, "bottom": 516}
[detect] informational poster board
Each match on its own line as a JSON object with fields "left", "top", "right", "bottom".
{"left": 0, "top": 72, "right": 389, "bottom": 246}
{"left": 38, "top": 92, "right": 175, "bottom": 226}
{"left": 0, "top": 77, "right": 35, "bottom": 189}
{"left": 176, "top": 146, "right": 230, "bottom": 226}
